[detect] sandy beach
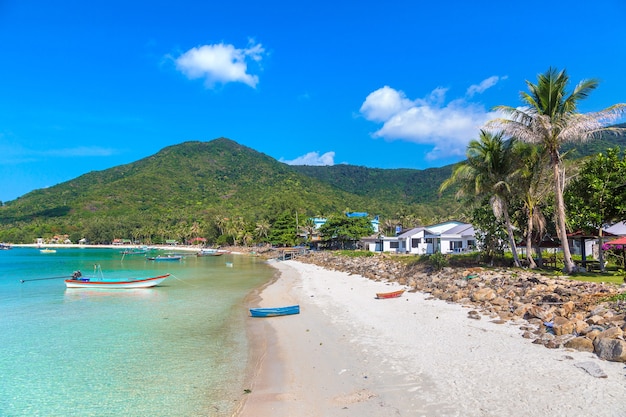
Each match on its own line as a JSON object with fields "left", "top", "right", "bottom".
{"left": 237, "top": 260, "right": 626, "bottom": 417}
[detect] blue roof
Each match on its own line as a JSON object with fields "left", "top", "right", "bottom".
{"left": 346, "top": 212, "right": 368, "bottom": 218}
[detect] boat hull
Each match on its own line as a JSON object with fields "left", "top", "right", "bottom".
{"left": 249, "top": 305, "right": 300, "bottom": 317}
{"left": 65, "top": 274, "right": 170, "bottom": 289}
{"left": 146, "top": 256, "right": 182, "bottom": 261}
{"left": 375, "top": 290, "right": 405, "bottom": 299}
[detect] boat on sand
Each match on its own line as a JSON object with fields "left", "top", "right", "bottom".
{"left": 375, "top": 289, "right": 405, "bottom": 299}
{"left": 249, "top": 305, "right": 300, "bottom": 317}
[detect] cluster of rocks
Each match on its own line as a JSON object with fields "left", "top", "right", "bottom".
{"left": 297, "top": 251, "right": 626, "bottom": 362}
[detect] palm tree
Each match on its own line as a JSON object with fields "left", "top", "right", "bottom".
{"left": 299, "top": 218, "right": 317, "bottom": 243}
{"left": 440, "top": 130, "right": 521, "bottom": 267}
{"left": 489, "top": 67, "right": 626, "bottom": 273}
{"left": 512, "top": 142, "right": 551, "bottom": 268}
{"left": 383, "top": 218, "right": 399, "bottom": 235}
{"left": 255, "top": 219, "right": 271, "bottom": 242}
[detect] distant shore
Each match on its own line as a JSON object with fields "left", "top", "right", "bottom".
{"left": 236, "top": 259, "right": 626, "bottom": 417}
{"left": 12, "top": 243, "right": 251, "bottom": 254}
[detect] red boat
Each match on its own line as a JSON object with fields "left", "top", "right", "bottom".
{"left": 375, "top": 289, "right": 405, "bottom": 299}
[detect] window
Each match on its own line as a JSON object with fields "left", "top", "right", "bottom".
{"left": 390, "top": 241, "right": 399, "bottom": 249}
{"left": 425, "top": 238, "right": 433, "bottom": 244}
{"left": 411, "top": 238, "right": 421, "bottom": 248}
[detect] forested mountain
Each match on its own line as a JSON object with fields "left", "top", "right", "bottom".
{"left": 0, "top": 138, "right": 447, "bottom": 243}
{"left": 0, "top": 130, "right": 624, "bottom": 244}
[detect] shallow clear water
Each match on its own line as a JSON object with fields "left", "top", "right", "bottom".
{"left": 0, "top": 247, "right": 273, "bottom": 416}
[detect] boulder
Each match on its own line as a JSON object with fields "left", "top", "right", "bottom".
{"left": 593, "top": 338, "right": 626, "bottom": 362}
{"left": 596, "top": 326, "right": 624, "bottom": 340}
{"left": 471, "top": 288, "right": 496, "bottom": 302}
{"left": 564, "top": 337, "right": 594, "bottom": 352}
{"left": 552, "top": 316, "right": 575, "bottom": 336}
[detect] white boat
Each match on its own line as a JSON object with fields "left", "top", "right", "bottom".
{"left": 40, "top": 248, "right": 57, "bottom": 253}
{"left": 197, "top": 248, "right": 223, "bottom": 256}
{"left": 65, "top": 273, "right": 170, "bottom": 289}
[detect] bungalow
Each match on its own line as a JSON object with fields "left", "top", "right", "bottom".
{"left": 362, "top": 221, "right": 476, "bottom": 255}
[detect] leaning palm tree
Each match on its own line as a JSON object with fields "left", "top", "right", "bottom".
{"left": 489, "top": 67, "right": 626, "bottom": 273}
{"left": 440, "top": 130, "right": 521, "bottom": 267}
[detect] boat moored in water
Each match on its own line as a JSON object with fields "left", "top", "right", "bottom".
{"left": 146, "top": 255, "right": 182, "bottom": 261}
{"left": 65, "top": 273, "right": 171, "bottom": 289}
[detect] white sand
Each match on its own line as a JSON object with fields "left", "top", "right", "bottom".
{"left": 237, "top": 260, "right": 626, "bottom": 417}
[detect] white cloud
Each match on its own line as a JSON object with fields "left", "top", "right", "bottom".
{"left": 466, "top": 75, "right": 507, "bottom": 97}
{"left": 281, "top": 151, "right": 335, "bottom": 166}
{"left": 360, "top": 77, "right": 505, "bottom": 160}
{"left": 175, "top": 40, "right": 265, "bottom": 88}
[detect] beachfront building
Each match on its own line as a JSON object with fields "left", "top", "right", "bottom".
{"left": 362, "top": 220, "right": 476, "bottom": 255}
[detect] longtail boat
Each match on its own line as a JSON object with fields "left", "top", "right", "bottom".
{"left": 249, "top": 305, "right": 300, "bottom": 317}
{"left": 65, "top": 273, "right": 170, "bottom": 289}
{"left": 146, "top": 255, "right": 182, "bottom": 261}
{"left": 375, "top": 289, "right": 405, "bottom": 299}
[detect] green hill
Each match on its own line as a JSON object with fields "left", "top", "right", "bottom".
{"left": 1, "top": 129, "right": 624, "bottom": 244}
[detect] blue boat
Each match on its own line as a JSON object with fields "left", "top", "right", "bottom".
{"left": 249, "top": 305, "right": 300, "bottom": 317}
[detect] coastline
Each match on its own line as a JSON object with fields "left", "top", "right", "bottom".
{"left": 237, "top": 259, "right": 626, "bottom": 417}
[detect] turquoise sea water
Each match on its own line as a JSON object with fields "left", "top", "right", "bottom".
{"left": 0, "top": 247, "right": 274, "bottom": 417}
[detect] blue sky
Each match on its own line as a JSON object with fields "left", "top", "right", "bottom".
{"left": 1, "top": 0, "right": 625, "bottom": 203}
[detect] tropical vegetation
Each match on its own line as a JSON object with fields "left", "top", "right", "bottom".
{"left": 488, "top": 67, "right": 626, "bottom": 273}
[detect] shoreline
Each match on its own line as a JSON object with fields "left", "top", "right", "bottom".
{"left": 236, "top": 259, "right": 626, "bottom": 417}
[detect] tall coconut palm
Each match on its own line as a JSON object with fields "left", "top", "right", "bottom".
{"left": 511, "top": 142, "right": 551, "bottom": 268}
{"left": 440, "top": 130, "right": 521, "bottom": 267}
{"left": 255, "top": 219, "right": 271, "bottom": 242}
{"left": 489, "top": 67, "right": 626, "bottom": 273}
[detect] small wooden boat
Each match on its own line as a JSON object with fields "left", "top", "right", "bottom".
{"left": 146, "top": 255, "right": 182, "bottom": 261}
{"left": 375, "top": 289, "right": 405, "bottom": 299}
{"left": 197, "top": 249, "right": 223, "bottom": 256}
{"left": 65, "top": 273, "right": 170, "bottom": 289}
{"left": 249, "top": 305, "right": 300, "bottom": 317}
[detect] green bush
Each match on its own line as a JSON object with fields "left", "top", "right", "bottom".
{"left": 429, "top": 252, "right": 448, "bottom": 270}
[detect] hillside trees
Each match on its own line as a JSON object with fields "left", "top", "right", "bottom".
{"left": 318, "top": 215, "right": 374, "bottom": 249}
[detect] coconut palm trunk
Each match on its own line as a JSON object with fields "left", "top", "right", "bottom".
{"left": 499, "top": 199, "right": 521, "bottom": 267}
{"left": 551, "top": 158, "right": 575, "bottom": 272}
{"left": 525, "top": 210, "right": 537, "bottom": 268}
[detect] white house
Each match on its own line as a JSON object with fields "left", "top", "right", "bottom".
{"left": 362, "top": 221, "right": 476, "bottom": 255}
